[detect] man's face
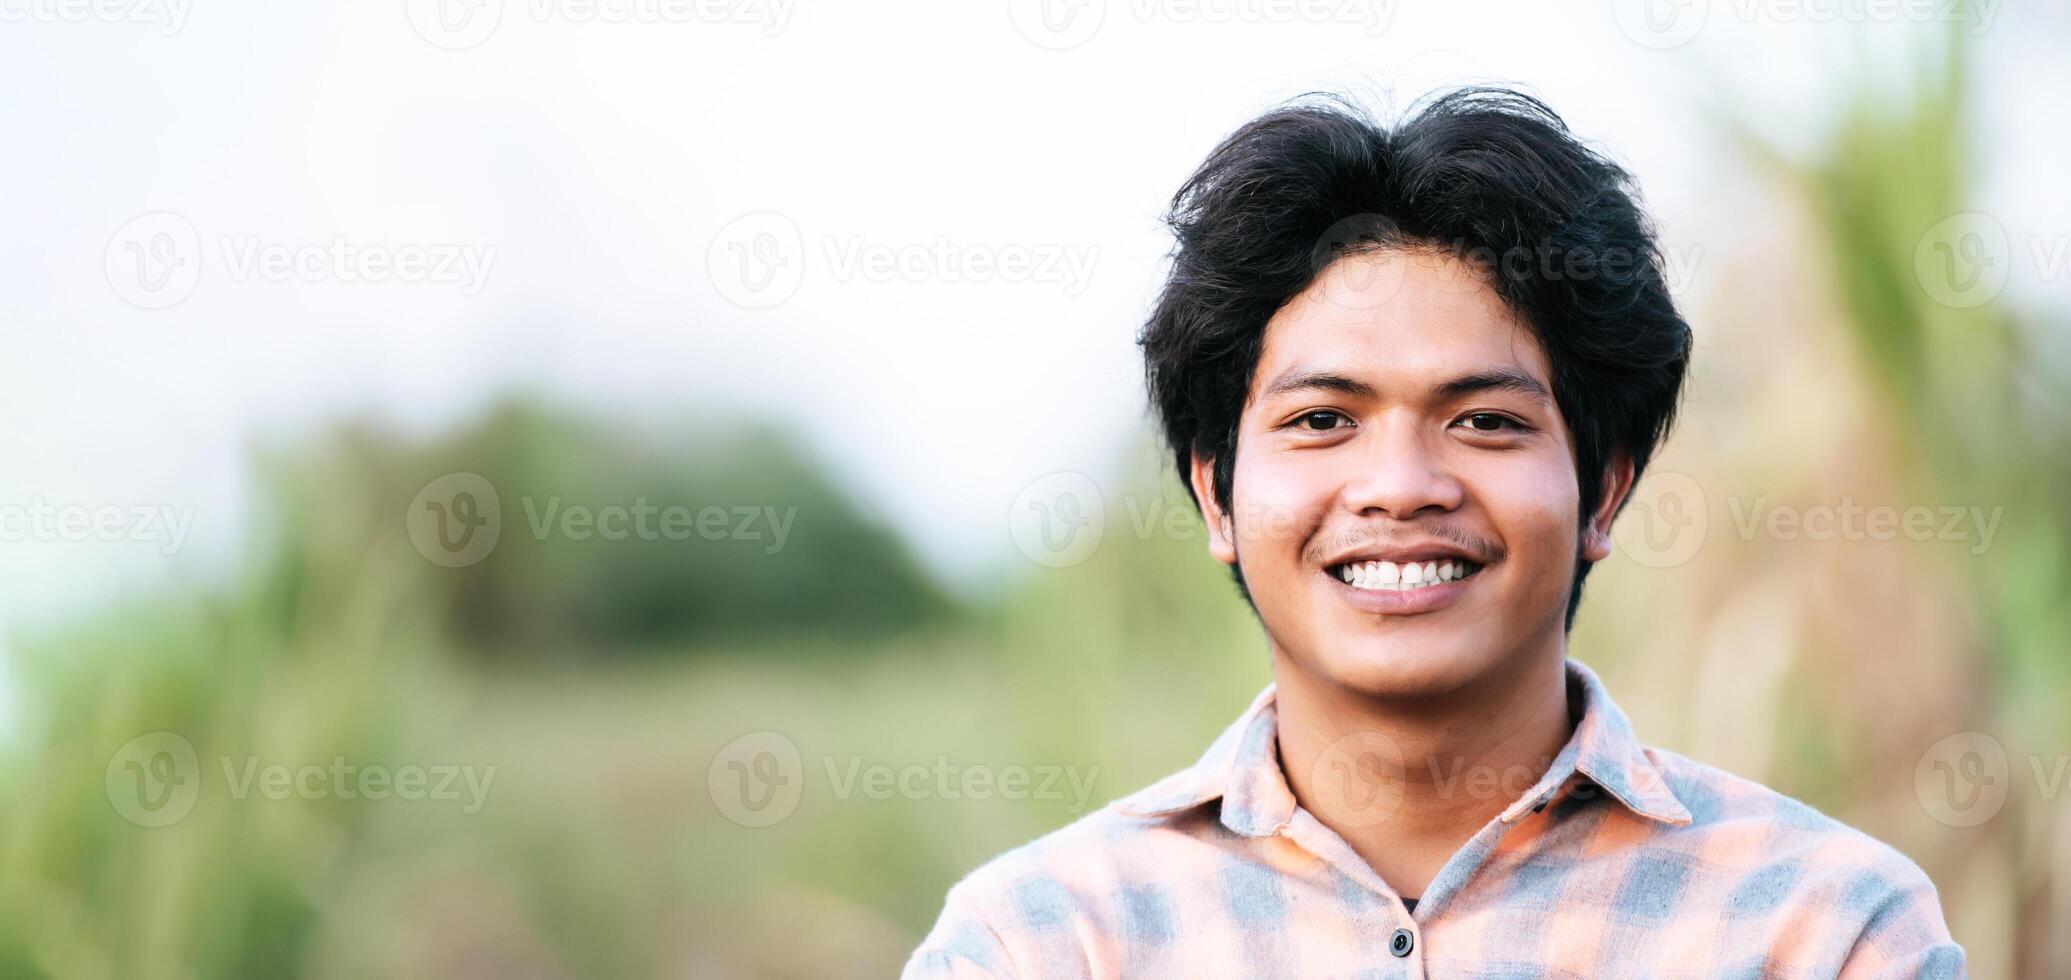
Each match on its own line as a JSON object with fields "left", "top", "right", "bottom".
{"left": 1191, "top": 248, "right": 1628, "bottom": 700}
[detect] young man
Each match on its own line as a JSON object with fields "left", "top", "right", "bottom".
{"left": 906, "top": 88, "right": 1963, "bottom": 978}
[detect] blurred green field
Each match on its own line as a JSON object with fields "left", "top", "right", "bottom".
{"left": 0, "top": 404, "right": 1277, "bottom": 979}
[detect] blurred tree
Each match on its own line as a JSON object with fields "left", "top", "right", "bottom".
{"left": 261, "top": 398, "right": 958, "bottom": 661}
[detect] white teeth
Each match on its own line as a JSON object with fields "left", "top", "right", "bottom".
{"left": 1337, "top": 558, "right": 1481, "bottom": 591}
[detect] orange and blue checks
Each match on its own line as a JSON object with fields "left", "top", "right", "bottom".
{"left": 905, "top": 659, "right": 1963, "bottom": 978}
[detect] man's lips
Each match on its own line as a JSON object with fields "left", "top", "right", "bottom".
{"left": 1324, "top": 557, "right": 1488, "bottom": 615}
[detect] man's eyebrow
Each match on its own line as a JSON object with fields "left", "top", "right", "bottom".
{"left": 1258, "top": 367, "right": 1551, "bottom": 403}
{"left": 1436, "top": 369, "right": 1553, "bottom": 403}
{"left": 1258, "top": 370, "right": 1379, "bottom": 400}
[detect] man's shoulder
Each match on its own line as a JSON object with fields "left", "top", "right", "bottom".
{"left": 941, "top": 780, "right": 1223, "bottom": 913}
{"left": 903, "top": 773, "right": 1228, "bottom": 977}
{"left": 1642, "top": 745, "right": 1947, "bottom": 907}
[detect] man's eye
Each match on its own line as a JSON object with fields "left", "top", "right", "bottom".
{"left": 1458, "top": 413, "right": 1522, "bottom": 432}
{"left": 1295, "top": 410, "right": 1350, "bottom": 431}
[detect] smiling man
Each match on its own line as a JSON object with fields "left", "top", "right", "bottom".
{"left": 906, "top": 88, "right": 1963, "bottom": 978}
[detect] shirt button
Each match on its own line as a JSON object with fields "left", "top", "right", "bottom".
{"left": 1389, "top": 928, "right": 1415, "bottom": 957}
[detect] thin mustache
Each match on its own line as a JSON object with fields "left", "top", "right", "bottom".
{"left": 1306, "top": 526, "right": 1505, "bottom": 566}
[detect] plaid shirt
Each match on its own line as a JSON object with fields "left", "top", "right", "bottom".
{"left": 905, "top": 659, "right": 1963, "bottom": 978}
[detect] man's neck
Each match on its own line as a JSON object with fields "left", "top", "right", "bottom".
{"left": 1270, "top": 646, "right": 1574, "bottom": 900}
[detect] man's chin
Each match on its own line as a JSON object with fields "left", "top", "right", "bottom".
{"left": 1298, "top": 639, "right": 1490, "bottom": 704}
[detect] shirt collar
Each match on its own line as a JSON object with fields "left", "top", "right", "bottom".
{"left": 1112, "top": 657, "right": 1691, "bottom": 832}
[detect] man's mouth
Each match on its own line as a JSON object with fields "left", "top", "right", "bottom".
{"left": 1327, "top": 558, "right": 1486, "bottom": 592}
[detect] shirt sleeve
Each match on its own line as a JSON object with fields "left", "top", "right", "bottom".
{"left": 1834, "top": 860, "right": 1967, "bottom": 979}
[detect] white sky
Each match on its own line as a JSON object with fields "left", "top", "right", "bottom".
{"left": 0, "top": 0, "right": 2064, "bottom": 628}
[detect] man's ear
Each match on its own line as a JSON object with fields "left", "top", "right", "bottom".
{"left": 1187, "top": 450, "right": 1239, "bottom": 566}
{"left": 1581, "top": 450, "right": 1637, "bottom": 563}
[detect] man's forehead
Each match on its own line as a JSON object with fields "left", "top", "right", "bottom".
{"left": 1254, "top": 304, "right": 1551, "bottom": 399}
{"left": 1254, "top": 248, "right": 1549, "bottom": 391}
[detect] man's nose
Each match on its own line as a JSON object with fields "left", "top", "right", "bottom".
{"left": 1338, "top": 415, "right": 1465, "bottom": 519}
